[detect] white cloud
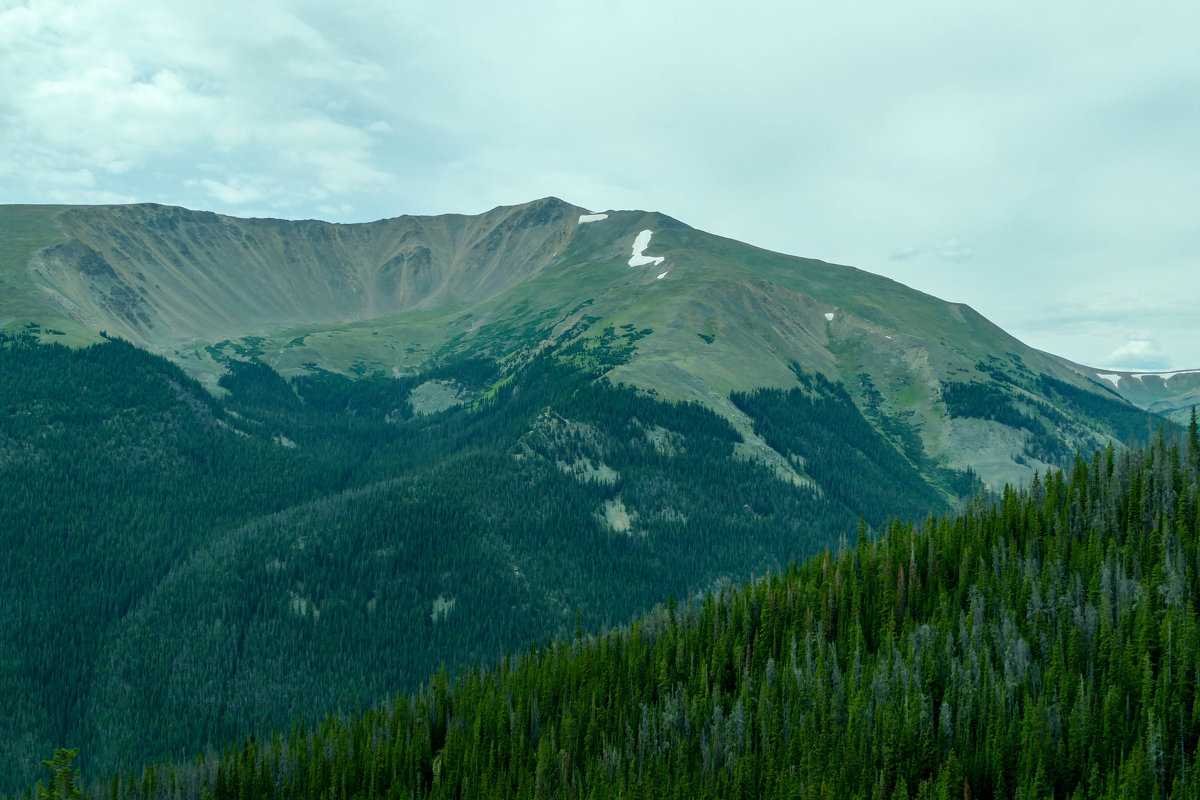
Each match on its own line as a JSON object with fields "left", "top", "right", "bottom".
{"left": 889, "top": 245, "right": 924, "bottom": 262}
{"left": 0, "top": 0, "right": 399, "bottom": 215}
{"left": 889, "top": 237, "right": 972, "bottom": 263}
{"left": 1103, "top": 339, "right": 1171, "bottom": 371}
{"left": 193, "top": 176, "right": 274, "bottom": 206}
{"left": 935, "top": 238, "right": 973, "bottom": 263}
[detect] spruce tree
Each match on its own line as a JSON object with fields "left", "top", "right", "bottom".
{"left": 36, "top": 750, "right": 82, "bottom": 800}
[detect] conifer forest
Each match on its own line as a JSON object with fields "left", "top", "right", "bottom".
{"left": 4, "top": 332, "right": 1196, "bottom": 798}
{"left": 78, "top": 427, "right": 1200, "bottom": 799}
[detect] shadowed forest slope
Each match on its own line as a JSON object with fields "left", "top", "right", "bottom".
{"left": 48, "top": 420, "right": 1200, "bottom": 800}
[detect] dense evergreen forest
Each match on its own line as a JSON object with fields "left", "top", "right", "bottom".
{"left": 731, "top": 369, "right": 974, "bottom": 522}
{"left": 31, "top": 420, "right": 1200, "bottom": 799}
{"left": 0, "top": 330, "right": 977, "bottom": 790}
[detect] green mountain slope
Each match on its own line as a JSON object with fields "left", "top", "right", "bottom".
{"left": 0, "top": 199, "right": 1174, "bottom": 490}
{"left": 0, "top": 199, "right": 1180, "bottom": 789}
{"left": 50, "top": 426, "right": 1200, "bottom": 799}
{"left": 0, "top": 332, "right": 938, "bottom": 788}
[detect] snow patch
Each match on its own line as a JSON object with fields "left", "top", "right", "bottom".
{"left": 628, "top": 229, "right": 665, "bottom": 267}
{"left": 1095, "top": 373, "right": 1122, "bottom": 387}
{"left": 578, "top": 213, "right": 608, "bottom": 223}
{"left": 657, "top": 271, "right": 669, "bottom": 280}
{"left": 824, "top": 312, "right": 835, "bottom": 321}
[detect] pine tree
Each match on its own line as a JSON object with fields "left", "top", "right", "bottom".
{"left": 1188, "top": 407, "right": 1199, "bottom": 469}
{"left": 37, "top": 750, "right": 82, "bottom": 800}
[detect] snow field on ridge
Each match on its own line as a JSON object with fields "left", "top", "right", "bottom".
{"left": 628, "top": 230, "right": 665, "bottom": 267}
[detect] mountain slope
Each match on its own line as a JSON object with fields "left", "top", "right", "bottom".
{"left": 19, "top": 198, "right": 574, "bottom": 347}
{"left": 57, "top": 431, "right": 1200, "bottom": 800}
{"left": 0, "top": 198, "right": 1180, "bottom": 787}
{"left": 1081, "top": 367, "right": 1200, "bottom": 423}
{"left": 1, "top": 199, "right": 1175, "bottom": 490}
{"left": 0, "top": 334, "right": 919, "bottom": 787}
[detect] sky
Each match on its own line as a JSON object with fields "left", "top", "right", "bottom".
{"left": 2, "top": 0, "right": 1198, "bottom": 370}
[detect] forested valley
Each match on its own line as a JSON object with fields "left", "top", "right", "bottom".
{"left": 0, "top": 328, "right": 982, "bottom": 791}
{"left": 21, "top": 415, "right": 1200, "bottom": 799}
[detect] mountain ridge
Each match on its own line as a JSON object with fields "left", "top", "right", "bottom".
{"left": 0, "top": 198, "right": 1185, "bottom": 788}
{"left": 0, "top": 198, "right": 1185, "bottom": 491}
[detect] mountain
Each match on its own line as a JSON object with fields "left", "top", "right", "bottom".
{"left": 1085, "top": 368, "right": 1200, "bottom": 423}
{"left": 0, "top": 198, "right": 1178, "bottom": 788}
{"left": 1, "top": 198, "right": 1176, "bottom": 490}
{"left": 37, "top": 431, "right": 1200, "bottom": 800}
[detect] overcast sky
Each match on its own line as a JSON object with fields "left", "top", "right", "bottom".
{"left": 2, "top": 0, "right": 1197, "bottom": 370}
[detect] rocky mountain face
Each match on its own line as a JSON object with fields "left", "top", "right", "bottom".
{"left": 2, "top": 197, "right": 1175, "bottom": 490}
{"left": 26, "top": 199, "right": 575, "bottom": 346}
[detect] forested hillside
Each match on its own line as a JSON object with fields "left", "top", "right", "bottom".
{"left": 0, "top": 330, "right": 976, "bottom": 790}
{"left": 46, "top": 421, "right": 1200, "bottom": 799}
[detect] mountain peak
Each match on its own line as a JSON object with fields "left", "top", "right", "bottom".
{"left": 0, "top": 200, "right": 1172, "bottom": 490}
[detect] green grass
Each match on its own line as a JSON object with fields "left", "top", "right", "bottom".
{"left": 0, "top": 205, "right": 102, "bottom": 346}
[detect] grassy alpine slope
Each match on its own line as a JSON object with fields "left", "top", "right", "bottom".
{"left": 48, "top": 420, "right": 1200, "bottom": 800}
{"left": 0, "top": 198, "right": 1172, "bottom": 489}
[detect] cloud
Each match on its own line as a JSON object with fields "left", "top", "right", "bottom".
{"left": 192, "top": 176, "right": 275, "bottom": 205}
{"left": 889, "top": 245, "right": 925, "bottom": 261}
{"left": 889, "top": 237, "right": 972, "bottom": 263}
{"left": 1102, "top": 339, "right": 1171, "bottom": 371}
{"left": 0, "top": 0, "right": 400, "bottom": 217}
{"left": 935, "top": 238, "right": 973, "bottom": 263}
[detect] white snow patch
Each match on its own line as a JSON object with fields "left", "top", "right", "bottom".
{"left": 578, "top": 213, "right": 608, "bottom": 223}
{"left": 628, "top": 229, "right": 665, "bottom": 267}
{"left": 1095, "top": 373, "right": 1122, "bottom": 387}
{"left": 824, "top": 312, "right": 835, "bottom": 321}
{"left": 657, "top": 271, "right": 669, "bottom": 280}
